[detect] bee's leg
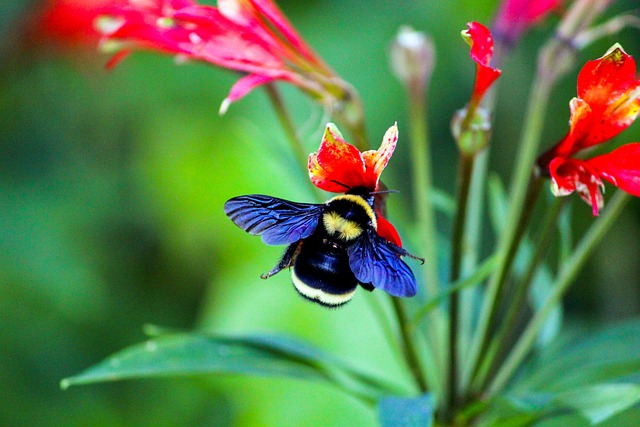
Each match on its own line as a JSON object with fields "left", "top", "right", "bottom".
{"left": 261, "top": 242, "right": 301, "bottom": 279}
{"left": 389, "top": 242, "right": 426, "bottom": 265}
{"left": 403, "top": 249, "right": 425, "bottom": 264}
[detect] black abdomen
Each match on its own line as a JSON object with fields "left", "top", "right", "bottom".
{"left": 291, "top": 238, "right": 358, "bottom": 307}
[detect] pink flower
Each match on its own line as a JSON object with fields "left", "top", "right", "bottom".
{"left": 462, "top": 22, "right": 502, "bottom": 107}
{"left": 98, "top": 0, "right": 337, "bottom": 113}
{"left": 21, "top": 0, "right": 127, "bottom": 51}
{"left": 538, "top": 45, "right": 640, "bottom": 215}
{"left": 492, "top": 0, "right": 560, "bottom": 47}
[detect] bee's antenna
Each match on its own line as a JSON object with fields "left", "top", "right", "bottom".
{"left": 370, "top": 189, "right": 400, "bottom": 195}
{"left": 330, "top": 180, "right": 351, "bottom": 190}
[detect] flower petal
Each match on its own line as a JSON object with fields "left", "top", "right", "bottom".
{"left": 589, "top": 143, "right": 640, "bottom": 198}
{"left": 98, "top": 0, "right": 317, "bottom": 105}
{"left": 361, "top": 123, "right": 398, "bottom": 191}
{"left": 216, "top": 0, "right": 326, "bottom": 73}
{"left": 28, "top": 0, "right": 129, "bottom": 49}
{"left": 544, "top": 97, "right": 592, "bottom": 160}
{"left": 462, "top": 22, "right": 502, "bottom": 105}
{"left": 308, "top": 124, "right": 367, "bottom": 193}
{"left": 219, "top": 73, "right": 277, "bottom": 114}
{"left": 376, "top": 214, "right": 402, "bottom": 247}
{"left": 573, "top": 44, "right": 640, "bottom": 149}
{"left": 537, "top": 45, "right": 640, "bottom": 170}
{"left": 549, "top": 156, "right": 604, "bottom": 216}
{"left": 492, "top": 0, "right": 560, "bottom": 46}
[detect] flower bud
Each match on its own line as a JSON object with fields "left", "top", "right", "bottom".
{"left": 389, "top": 26, "right": 435, "bottom": 92}
{"left": 451, "top": 106, "right": 491, "bottom": 155}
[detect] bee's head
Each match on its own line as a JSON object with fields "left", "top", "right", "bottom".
{"left": 345, "top": 185, "right": 372, "bottom": 199}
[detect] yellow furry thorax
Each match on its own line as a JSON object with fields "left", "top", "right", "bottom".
{"left": 322, "top": 194, "right": 377, "bottom": 241}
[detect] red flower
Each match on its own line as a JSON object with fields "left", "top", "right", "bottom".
{"left": 97, "top": 0, "right": 336, "bottom": 113}
{"left": 539, "top": 44, "right": 640, "bottom": 215}
{"left": 308, "top": 123, "right": 403, "bottom": 246}
{"left": 550, "top": 145, "right": 640, "bottom": 216}
{"left": 492, "top": 0, "right": 560, "bottom": 47}
{"left": 462, "top": 22, "right": 502, "bottom": 107}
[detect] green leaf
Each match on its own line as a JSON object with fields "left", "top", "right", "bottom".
{"left": 484, "top": 386, "right": 640, "bottom": 426}
{"left": 516, "top": 318, "right": 640, "bottom": 392}
{"left": 481, "top": 391, "right": 559, "bottom": 426}
{"left": 378, "top": 394, "right": 434, "bottom": 427}
{"left": 430, "top": 187, "right": 456, "bottom": 217}
{"left": 555, "top": 383, "right": 640, "bottom": 425}
{"left": 61, "top": 332, "right": 403, "bottom": 402}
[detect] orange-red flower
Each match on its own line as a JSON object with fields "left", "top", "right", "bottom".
{"left": 538, "top": 44, "right": 640, "bottom": 215}
{"left": 308, "top": 123, "right": 403, "bottom": 246}
{"left": 97, "top": 0, "right": 337, "bottom": 113}
{"left": 308, "top": 123, "right": 397, "bottom": 194}
{"left": 462, "top": 22, "right": 502, "bottom": 107}
{"left": 549, "top": 145, "right": 640, "bottom": 216}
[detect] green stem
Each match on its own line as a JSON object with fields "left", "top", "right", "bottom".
{"left": 445, "top": 153, "right": 475, "bottom": 419}
{"left": 465, "top": 169, "right": 546, "bottom": 392}
{"left": 391, "top": 297, "right": 429, "bottom": 393}
{"left": 264, "top": 83, "right": 309, "bottom": 169}
{"left": 406, "top": 84, "right": 445, "bottom": 395}
{"left": 461, "top": 148, "right": 488, "bottom": 274}
{"left": 474, "top": 197, "right": 564, "bottom": 392}
{"left": 488, "top": 191, "right": 630, "bottom": 394}
{"left": 408, "top": 87, "right": 440, "bottom": 297}
{"left": 410, "top": 254, "right": 499, "bottom": 329}
{"left": 459, "top": 38, "right": 503, "bottom": 376}
{"left": 332, "top": 82, "right": 369, "bottom": 150}
{"left": 458, "top": 149, "right": 489, "bottom": 383}
{"left": 463, "top": 29, "right": 568, "bottom": 391}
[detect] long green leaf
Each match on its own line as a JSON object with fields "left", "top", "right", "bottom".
{"left": 486, "top": 388, "right": 640, "bottom": 426}
{"left": 515, "top": 318, "right": 640, "bottom": 392}
{"left": 555, "top": 383, "right": 640, "bottom": 425}
{"left": 61, "top": 332, "right": 405, "bottom": 402}
{"left": 479, "top": 394, "right": 550, "bottom": 427}
{"left": 378, "top": 394, "right": 434, "bottom": 427}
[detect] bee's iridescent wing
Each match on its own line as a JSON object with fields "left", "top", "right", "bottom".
{"left": 224, "top": 195, "right": 324, "bottom": 245}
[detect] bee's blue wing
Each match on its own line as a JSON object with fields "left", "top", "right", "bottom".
{"left": 347, "top": 228, "right": 417, "bottom": 297}
{"left": 224, "top": 195, "right": 324, "bottom": 246}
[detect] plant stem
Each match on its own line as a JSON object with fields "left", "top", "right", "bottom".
{"left": 488, "top": 191, "right": 630, "bottom": 394}
{"left": 264, "top": 83, "right": 310, "bottom": 169}
{"left": 463, "top": 0, "right": 615, "bottom": 392}
{"left": 391, "top": 297, "right": 429, "bottom": 393}
{"left": 405, "top": 82, "right": 445, "bottom": 395}
{"left": 465, "top": 171, "right": 546, "bottom": 393}
{"left": 408, "top": 86, "right": 440, "bottom": 298}
{"left": 443, "top": 153, "right": 475, "bottom": 420}
{"left": 410, "top": 254, "right": 499, "bottom": 329}
{"left": 462, "top": 0, "right": 615, "bottom": 399}
{"left": 474, "top": 197, "right": 564, "bottom": 392}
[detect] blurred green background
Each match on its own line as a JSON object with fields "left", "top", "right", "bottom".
{"left": 2, "top": 0, "right": 640, "bottom": 426}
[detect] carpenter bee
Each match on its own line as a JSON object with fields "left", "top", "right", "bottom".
{"left": 224, "top": 187, "right": 423, "bottom": 307}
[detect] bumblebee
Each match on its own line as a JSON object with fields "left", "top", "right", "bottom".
{"left": 224, "top": 187, "right": 423, "bottom": 307}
